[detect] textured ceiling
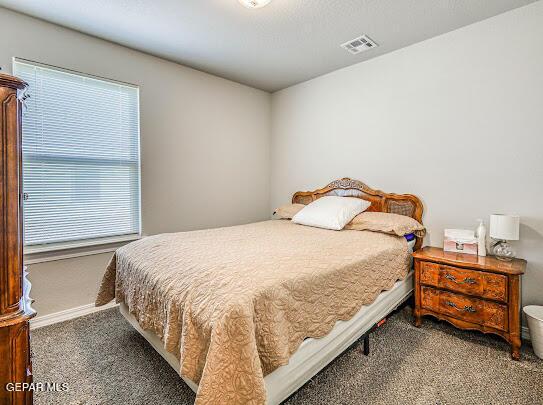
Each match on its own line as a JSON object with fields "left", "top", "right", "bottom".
{"left": 0, "top": 0, "right": 537, "bottom": 92}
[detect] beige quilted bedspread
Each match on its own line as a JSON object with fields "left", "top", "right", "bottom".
{"left": 96, "top": 220, "right": 410, "bottom": 405}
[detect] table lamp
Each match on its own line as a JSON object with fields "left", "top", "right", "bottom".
{"left": 490, "top": 214, "right": 520, "bottom": 261}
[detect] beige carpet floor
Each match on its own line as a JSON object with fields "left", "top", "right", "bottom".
{"left": 31, "top": 307, "right": 542, "bottom": 405}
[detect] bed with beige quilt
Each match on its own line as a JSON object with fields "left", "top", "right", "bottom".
{"left": 96, "top": 178, "right": 424, "bottom": 405}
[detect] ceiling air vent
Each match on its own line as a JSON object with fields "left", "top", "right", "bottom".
{"left": 340, "top": 35, "right": 378, "bottom": 55}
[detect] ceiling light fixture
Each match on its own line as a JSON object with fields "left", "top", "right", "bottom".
{"left": 238, "top": 0, "right": 272, "bottom": 9}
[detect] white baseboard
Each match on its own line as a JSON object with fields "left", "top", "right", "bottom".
{"left": 522, "top": 326, "right": 531, "bottom": 341}
{"left": 30, "top": 302, "right": 118, "bottom": 330}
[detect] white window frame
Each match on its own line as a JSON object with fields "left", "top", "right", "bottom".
{"left": 14, "top": 58, "right": 142, "bottom": 260}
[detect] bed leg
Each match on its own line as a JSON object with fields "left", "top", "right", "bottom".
{"left": 363, "top": 335, "right": 370, "bottom": 356}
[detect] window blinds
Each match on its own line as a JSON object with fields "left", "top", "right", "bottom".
{"left": 14, "top": 59, "right": 141, "bottom": 248}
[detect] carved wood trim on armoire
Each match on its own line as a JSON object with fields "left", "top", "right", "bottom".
{"left": 0, "top": 73, "right": 36, "bottom": 404}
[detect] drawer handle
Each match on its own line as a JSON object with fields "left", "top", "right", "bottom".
{"left": 445, "top": 301, "right": 477, "bottom": 313}
{"left": 444, "top": 273, "right": 477, "bottom": 285}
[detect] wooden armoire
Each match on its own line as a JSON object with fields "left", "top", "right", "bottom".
{"left": 0, "top": 73, "right": 35, "bottom": 404}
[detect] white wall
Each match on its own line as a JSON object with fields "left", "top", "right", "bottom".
{"left": 271, "top": 2, "right": 543, "bottom": 312}
{"left": 0, "top": 7, "right": 271, "bottom": 316}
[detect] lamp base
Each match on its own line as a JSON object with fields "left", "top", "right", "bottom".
{"left": 492, "top": 240, "right": 515, "bottom": 261}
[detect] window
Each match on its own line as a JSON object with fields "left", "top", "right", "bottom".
{"left": 14, "top": 59, "right": 141, "bottom": 252}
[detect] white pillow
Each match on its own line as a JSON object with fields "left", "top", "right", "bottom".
{"left": 292, "top": 196, "right": 371, "bottom": 231}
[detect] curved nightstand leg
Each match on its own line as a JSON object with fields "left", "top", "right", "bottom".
{"left": 511, "top": 338, "right": 521, "bottom": 361}
{"left": 414, "top": 309, "right": 422, "bottom": 328}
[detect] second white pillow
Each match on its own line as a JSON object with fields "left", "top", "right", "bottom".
{"left": 292, "top": 196, "right": 371, "bottom": 231}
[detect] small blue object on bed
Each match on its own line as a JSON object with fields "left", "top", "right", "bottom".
{"left": 404, "top": 233, "right": 416, "bottom": 242}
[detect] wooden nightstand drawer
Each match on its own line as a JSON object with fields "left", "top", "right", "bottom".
{"left": 421, "top": 286, "right": 508, "bottom": 332}
{"left": 420, "top": 261, "right": 507, "bottom": 303}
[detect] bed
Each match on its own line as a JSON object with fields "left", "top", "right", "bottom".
{"left": 96, "top": 178, "right": 424, "bottom": 405}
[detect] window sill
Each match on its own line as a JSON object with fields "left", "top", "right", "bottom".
{"left": 24, "top": 234, "right": 142, "bottom": 265}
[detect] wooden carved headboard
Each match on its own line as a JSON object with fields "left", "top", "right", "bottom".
{"left": 292, "top": 178, "right": 424, "bottom": 250}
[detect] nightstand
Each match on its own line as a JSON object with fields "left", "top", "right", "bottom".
{"left": 412, "top": 247, "right": 526, "bottom": 360}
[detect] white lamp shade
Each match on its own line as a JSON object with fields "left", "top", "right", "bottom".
{"left": 490, "top": 214, "right": 520, "bottom": 240}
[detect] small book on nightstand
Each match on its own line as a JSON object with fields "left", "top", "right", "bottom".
{"left": 412, "top": 246, "right": 526, "bottom": 360}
